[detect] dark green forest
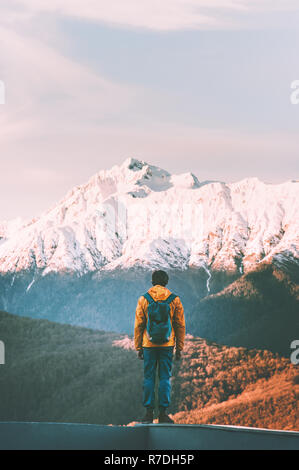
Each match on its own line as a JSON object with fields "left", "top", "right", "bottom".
{"left": 0, "top": 311, "right": 144, "bottom": 424}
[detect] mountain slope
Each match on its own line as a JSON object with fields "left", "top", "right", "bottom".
{"left": 171, "top": 336, "right": 299, "bottom": 431}
{"left": 189, "top": 262, "right": 299, "bottom": 355}
{"left": 0, "top": 158, "right": 298, "bottom": 356}
{"left": 0, "top": 310, "right": 144, "bottom": 425}
{"left": 0, "top": 262, "right": 296, "bottom": 355}
{"left": 173, "top": 371, "right": 299, "bottom": 431}
{"left": 0, "top": 311, "right": 297, "bottom": 430}
{"left": 0, "top": 158, "right": 298, "bottom": 276}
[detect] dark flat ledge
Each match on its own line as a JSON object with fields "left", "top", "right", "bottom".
{"left": 0, "top": 422, "right": 298, "bottom": 450}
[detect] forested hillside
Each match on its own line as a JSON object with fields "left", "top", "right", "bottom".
{"left": 171, "top": 337, "right": 299, "bottom": 431}
{"left": 0, "top": 311, "right": 298, "bottom": 430}
{"left": 190, "top": 263, "right": 299, "bottom": 355}
{"left": 0, "top": 310, "right": 144, "bottom": 424}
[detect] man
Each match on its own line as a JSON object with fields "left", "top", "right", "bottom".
{"left": 134, "top": 270, "right": 185, "bottom": 424}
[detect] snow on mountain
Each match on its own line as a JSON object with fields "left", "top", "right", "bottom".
{"left": 0, "top": 158, "right": 298, "bottom": 275}
{"left": 0, "top": 218, "right": 27, "bottom": 244}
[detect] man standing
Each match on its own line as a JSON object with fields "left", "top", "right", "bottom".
{"left": 134, "top": 270, "right": 185, "bottom": 424}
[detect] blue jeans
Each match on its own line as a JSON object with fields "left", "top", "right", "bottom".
{"left": 143, "top": 346, "right": 174, "bottom": 410}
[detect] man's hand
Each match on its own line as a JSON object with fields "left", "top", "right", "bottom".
{"left": 137, "top": 349, "right": 144, "bottom": 360}
{"left": 175, "top": 350, "right": 182, "bottom": 361}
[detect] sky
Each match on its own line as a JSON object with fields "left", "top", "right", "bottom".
{"left": 0, "top": 0, "right": 299, "bottom": 219}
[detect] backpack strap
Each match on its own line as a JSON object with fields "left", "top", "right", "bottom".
{"left": 143, "top": 292, "right": 155, "bottom": 304}
{"left": 143, "top": 292, "right": 177, "bottom": 304}
{"left": 165, "top": 293, "right": 177, "bottom": 305}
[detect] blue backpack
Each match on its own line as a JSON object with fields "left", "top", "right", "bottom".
{"left": 143, "top": 292, "right": 177, "bottom": 344}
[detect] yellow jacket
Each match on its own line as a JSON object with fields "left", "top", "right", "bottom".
{"left": 134, "top": 285, "right": 185, "bottom": 351}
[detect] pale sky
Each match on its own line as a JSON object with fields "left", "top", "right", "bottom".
{"left": 0, "top": 1, "right": 299, "bottom": 219}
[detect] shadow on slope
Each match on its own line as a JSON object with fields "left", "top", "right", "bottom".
{"left": 190, "top": 263, "right": 299, "bottom": 356}
{"left": 0, "top": 267, "right": 236, "bottom": 333}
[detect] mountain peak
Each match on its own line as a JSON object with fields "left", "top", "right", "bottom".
{"left": 103, "top": 157, "right": 172, "bottom": 194}
{"left": 120, "top": 157, "right": 148, "bottom": 172}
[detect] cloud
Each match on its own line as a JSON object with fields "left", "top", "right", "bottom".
{"left": 11, "top": 0, "right": 299, "bottom": 31}
{"left": 0, "top": 0, "right": 298, "bottom": 220}
{"left": 0, "top": 24, "right": 138, "bottom": 144}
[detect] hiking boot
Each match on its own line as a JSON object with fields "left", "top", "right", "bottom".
{"left": 158, "top": 409, "right": 174, "bottom": 424}
{"left": 141, "top": 408, "right": 154, "bottom": 424}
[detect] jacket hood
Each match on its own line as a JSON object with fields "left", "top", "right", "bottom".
{"left": 147, "top": 285, "right": 172, "bottom": 301}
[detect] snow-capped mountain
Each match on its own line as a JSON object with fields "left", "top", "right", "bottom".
{"left": 0, "top": 158, "right": 298, "bottom": 276}
{"left": 0, "top": 218, "right": 27, "bottom": 243}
